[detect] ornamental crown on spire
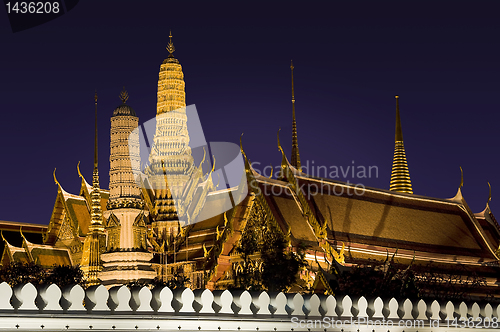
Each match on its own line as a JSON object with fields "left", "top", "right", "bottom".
{"left": 166, "top": 30, "right": 175, "bottom": 57}
{"left": 119, "top": 86, "right": 129, "bottom": 104}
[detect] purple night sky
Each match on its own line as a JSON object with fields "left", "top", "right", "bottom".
{"left": 1, "top": 1, "right": 500, "bottom": 225}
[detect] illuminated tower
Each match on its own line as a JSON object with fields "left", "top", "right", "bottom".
{"left": 147, "top": 32, "right": 194, "bottom": 225}
{"left": 80, "top": 92, "right": 106, "bottom": 286}
{"left": 390, "top": 95, "right": 413, "bottom": 194}
{"left": 290, "top": 60, "right": 301, "bottom": 171}
{"left": 107, "top": 87, "right": 143, "bottom": 208}
{"left": 100, "top": 89, "right": 155, "bottom": 286}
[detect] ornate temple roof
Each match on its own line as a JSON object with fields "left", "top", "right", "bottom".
{"left": 0, "top": 227, "right": 72, "bottom": 268}
{"left": 196, "top": 135, "right": 500, "bottom": 288}
{"left": 252, "top": 166, "right": 500, "bottom": 261}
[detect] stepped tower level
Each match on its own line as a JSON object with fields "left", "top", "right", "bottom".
{"left": 100, "top": 89, "right": 155, "bottom": 287}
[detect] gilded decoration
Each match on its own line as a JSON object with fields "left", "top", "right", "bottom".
{"left": 58, "top": 217, "right": 75, "bottom": 241}
{"left": 203, "top": 211, "right": 235, "bottom": 284}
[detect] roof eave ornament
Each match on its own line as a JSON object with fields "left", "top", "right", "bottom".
{"left": 460, "top": 166, "right": 464, "bottom": 189}
{"left": 481, "top": 181, "right": 493, "bottom": 213}
{"left": 488, "top": 181, "right": 492, "bottom": 206}
{"left": 77, "top": 161, "right": 83, "bottom": 179}
{"left": 277, "top": 128, "right": 291, "bottom": 180}
{"left": 53, "top": 168, "right": 61, "bottom": 188}
{"left": 448, "top": 166, "right": 464, "bottom": 203}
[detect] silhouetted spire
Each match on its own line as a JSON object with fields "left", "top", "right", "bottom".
{"left": 94, "top": 91, "right": 98, "bottom": 171}
{"left": 290, "top": 60, "right": 301, "bottom": 171}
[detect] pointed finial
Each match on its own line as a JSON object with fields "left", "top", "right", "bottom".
{"left": 198, "top": 146, "right": 207, "bottom": 169}
{"left": 290, "top": 60, "right": 301, "bottom": 171}
{"left": 488, "top": 181, "right": 492, "bottom": 204}
{"left": 239, "top": 133, "right": 247, "bottom": 157}
{"left": 211, "top": 155, "right": 216, "bottom": 173}
{"left": 77, "top": 161, "right": 83, "bottom": 179}
{"left": 166, "top": 30, "right": 175, "bottom": 57}
{"left": 94, "top": 91, "right": 98, "bottom": 170}
{"left": 119, "top": 86, "right": 129, "bottom": 104}
{"left": 395, "top": 95, "right": 403, "bottom": 142}
{"left": 19, "top": 226, "right": 26, "bottom": 242}
{"left": 459, "top": 166, "right": 464, "bottom": 189}
{"left": 291, "top": 60, "right": 295, "bottom": 107}
{"left": 53, "top": 168, "right": 60, "bottom": 187}
{"left": 277, "top": 128, "right": 284, "bottom": 155}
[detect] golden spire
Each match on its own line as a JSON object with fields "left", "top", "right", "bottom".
{"left": 290, "top": 60, "right": 301, "bottom": 171}
{"left": 390, "top": 96, "right": 413, "bottom": 194}
{"left": 166, "top": 30, "right": 175, "bottom": 58}
{"left": 81, "top": 91, "right": 105, "bottom": 286}
{"left": 94, "top": 91, "right": 98, "bottom": 171}
{"left": 91, "top": 91, "right": 103, "bottom": 228}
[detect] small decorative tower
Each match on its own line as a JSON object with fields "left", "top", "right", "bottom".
{"left": 290, "top": 60, "right": 302, "bottom": 171}
{"left": 80, "top": 91, "right": 106, "bottom": 286}
{"left": 100, "top": 89, "right": 155, "bottom": 287}
{"left": 390, "top": 95, "right": 413, "bottom": 194}
{"left": 147, "top": 31, "right": 194, "bottom": 236}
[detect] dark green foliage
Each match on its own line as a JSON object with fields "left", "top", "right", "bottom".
{"left": 234, "top": 217, "right": 306, "bottom": 292}
{"left": 332, "top": 260, "right": 419, "bottom": 300}
{"left": 261, "top": 233, "right": 306, "bottom": 292}
{"left": 0, "top": 262, "right": 46, "bottom": 286}
{"left": 126, "top": 280, "right": 149, "bottom": 288}
{"left": 43, "top": 265, "right": 84, "bottom": 287}
{"left": 0, "top": 263, "right": 84, "bottom": 287}
{"left": 412, "top": 263, "right": 492, "bottom": 302}
{"left": 151, "top": 272, "right": 190, "bottom": 289}
{"left": 330, "top": 255, "right": 491, "bottom": 302}
{"left": 234, "top": 228, "right": 262, "bottom": 291}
